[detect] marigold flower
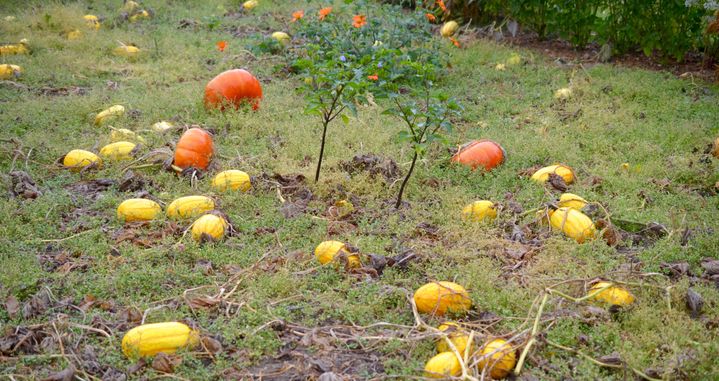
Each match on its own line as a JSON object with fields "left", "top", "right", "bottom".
{"left": 318, "top": 7, "right": 332, "bottom": 21}
{"left": 292, "top": 10, "right": 304, "bottom": 22}
{"left": 216, "top": 40, "right": 227, "bottom": 52}
{"left": 437, "top": 0, "right": 447, "bottom": 12}
{"left": 449, "top": 37, "right": 460, "bottom": 48}
{"left": 425, "top": 13, "right": 436, "bottom": 22}
{"left": 367, "top": 74, "right": 378, "bottom": 81}
{"left": 352, "top": 14, "right": 367, "bottom": 28}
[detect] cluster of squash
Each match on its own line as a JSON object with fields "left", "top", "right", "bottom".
{"left": 412, "top": 279, "right": 634, "bottom": 378}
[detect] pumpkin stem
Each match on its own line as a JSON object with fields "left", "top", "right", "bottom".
{"left": 314, "top": 118, "right": 330, "bottom": 182}
{"left": 395, "top": 150, "right": 418, "bottom": 209}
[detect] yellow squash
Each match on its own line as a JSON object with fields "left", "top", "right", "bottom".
{"left": 63, "top": 149, "right": 102, "bottom": 171}
{"left": 436, "top": 322, "right": 470, "bottom": 354}
{"left": 424, "top": 352, "right": 461, "bottom": 379}
{"left": 554, "top": 87, "right": 572, "bottom": 100}
{"left": 117, "top": 198, "right": 162, "bottom": 222}
{"left": 271, "top": 31, "right": 290, "bottom": 46}
{"left": 191, "top": 214, "right": 228, "bottom": 242}
{"left": 152, "top": 121, "right": 173, "bottom": 133}
{"left": 413, "top": 281, "right": 472, "bottom": 316}
{"left": 166, "top": 196, "right": 215, "bottom": 219}
{"left": 557, "top": 193, "right": 588, "bottom": 210}
{"left": 243, "top": 0, "right": 258, "bottom": 10}
{"left": 110, "top": 128, "right": 145, "bottom": 144}
{"left": 314, "top": 240, "right": 361, "bottom": 268}
{"left": 114, "top": 45, "right": 141, "bottom": 59}
{"left": 211, "top": 170, "right": 251, "bottom": 192}
{"left": 461, "top": 200, "right": 497, "bottom": 222}
{"left": 440, "top": 21, "right": 459, "bottom": 37}
{"left": 83, "top": 15, "right": 100, "bottom": 30}
{"left": 0, "top": 39, "right": 29, "bottom": 55}
{"left": 589, "top": 281, "right": 635, "bottom": 307}
{"left": 121, "top": 322, "right": 199, "bottom": 359}
{"left": 478, "top": 339, "right": 517, "bottom": 379}
{"left": 65, "top": 29, "right": 82, "bottom": 40}
{"left": 0, "top": 64, "right": 22, "bottom": 79}
{"left": 122, "top": 0, "right": 140, "bottom": 12}
{"left": 129, "top": 9, "right": 151, "bottom": 22}
{"left": 99, "top": 141, "right": 137, "bottom": 161}
{"left": 531, "top": 164, "right": 575, "bottom": 184}
{"left": 95, "top": 105, "right": 125, "bottom": 126}
{"left": 549, "top": 207, "right": 596, "bottom": 243}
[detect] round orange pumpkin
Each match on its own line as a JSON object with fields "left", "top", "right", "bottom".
{"left": 204, "top": 69, "right": 262, "bottom": 111}
{"left": 451, "top": 139, "right": 506, "bottom": 171}
{"left": 173, "top": 128, "right": 214, "bottom": 170}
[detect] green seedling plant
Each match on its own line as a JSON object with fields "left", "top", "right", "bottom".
{"left": 383, "top": 63, "right": 462, "bottom": 208}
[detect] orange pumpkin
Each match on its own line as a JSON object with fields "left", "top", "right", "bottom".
{"left": 204, "top": 69, "right": 262, "bottom": 111}
{"left": 173, "top": 128, "right": 214, "bottom": 170}
{"left": 451, "top": 139, "right": 506, "bottom": 171}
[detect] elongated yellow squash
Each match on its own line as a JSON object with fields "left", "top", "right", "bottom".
{"left": 95, "top": 105, "right": 125, "bottom": 126}
{"left": 100, "top": 141, "right": 137, "bottom": 161}
{"left": 413, "top": 281, "right": 472, "bottom": 316}
{"left": 166, "top": 196, "right": 215, "bottom": 219}
{"left": 212, "top": 170, "right": 251, "bottom": 192}
{"left": 549, "top": 207, "right": 595, "bottom": 243}
{"left": 589, "top": 281, "right": 635, "bottom": 306}
{"left": 478, "top": 339, "right": 517, "bottom": 379}
{"left": 424, "top": 352, "right": 461, "bottom": 378}
{"left": 63, "top": 149, "right": 102, "bottom": 171}
{"left": 117, "top": 198, "right": 162, "bottom": 222}
{"left": 121, "top": 322, "right": 199, "bottom": 359}
{"left": 461, "top": 200, "right": 497, "bottom": 222}
{"left": 314, "top": 240, "right": 360, "bottom": 268}
{"left": 0, "top": 64, "right": 22, "bottom": 79}
{"left": 531, "top": 164, "right": 575, "bottom": 184}
{"left": 558, "top": 193, "right": 587, "bottom": 210}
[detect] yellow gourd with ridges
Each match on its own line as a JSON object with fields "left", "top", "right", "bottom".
{"left": 461, "top": 200, "right": 497, "bottom": 222}
{"left": 0, "top": 64, "right": 22, "bottom": 79}
{"left": 440, "top": 21, "right": 459, "bottom": 37}
{"left": 117, "top": 199, "right": 162, "bottom": 222}
{"left": 589, "top": 281, "right": 635, "bottom": 306}
{"left": 95, "top": 105, "right": 125, "bottom": 126}
{"left": 191, "top": 214, "right": 227, "bottom": 242}
{"left": 212, "top": 170, "right": 251, "bottom": 192}
{"left": 121, "top": 322, "right": 199, "bottom": 359}
{"left": 129, "top": 10, "right": 151, "bottom": 22}
{"left": 558, "top": 193, "right": 588, "bottom": 210}
{"left": 114, "top": 45, "right": 140, "bottom": 58}
{"left": 110, "top": 128, "right": 145, "bottom": 144}
{"left": 531, "top": 164, "right": 575, "bottom": 184}
{"left": 549, "top": 207, "right": 595, "bottom": 243}
{"left": 314, "top": 240, "right": 361, "bottom": 268}
{"left": 478, "top": 339, "right": 517, "bottom": 379}
{"left": 436, "top": 322, "right": 470, "bottom": 354}
{"left": 63, "top": 149, "right": 102, "bottom": 171}
{"left": 83, "top": 15, "right": 100, "bottom": 30}
{"left": 413, "top": 281, "right": 472, "bottom": 316}
{"left": 166, "top": 196, "right": 215, "bottom": 219}
{"left": 100, "top": 141, "right": 137, "bottom": 161}
{"left": 424, "top": 352, "right": 461, "bottom": 378}
{"left": 271, "top": 32, "right": 290, "bottom": 46}
{"left": 0, "top": 39, "right": 29, "bottom": 55}
{"left": 243, "top": 0, "right": 258, "bottom": 10}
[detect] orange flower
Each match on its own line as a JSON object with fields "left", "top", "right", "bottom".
{"left": 436, "top": 0, "right": 447, "bottom": 13}
{"left": 425, "top": 13, "right": 436, "bottom": 22}
{"left": 292, "top": 10, "right": 304, "bottom": 22}
{"left": 216, "top": 40, "right": 227, "bottom": 52}
{"left": 318, "top": 7, "right": 332, "bottom": 21}
{"left": 367, "top": 74, "right": 378, "bottom": 81}
{"left": 449, "top": 37, "right": 460, "bottom": 48}
{"left": 352, "top": 14, "right": 367, "bottom": 28}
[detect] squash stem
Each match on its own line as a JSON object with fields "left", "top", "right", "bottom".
{"left": 314, "top": 118, "right": 329, "bottom": 183}
{"left": 395, "top": 151, "right": 418, "bottom": 208}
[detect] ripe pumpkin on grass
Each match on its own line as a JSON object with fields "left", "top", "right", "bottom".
{"left": 117, "top": 198, "right": 162, "bottom": 222}
{"left": 478, "top": 339, "right": 517, "bottom": 379}
{"left": 62, "top": 149, "right": 102, "bottom": 171}
{"left": 314, "top": 240, "right": 361, "bottom": 268}
{"left": 121, "top": 322, "right": 199, "bottom": 359}
{"left": 166, "top": 196, "right": 215, "bottom": 219}
{"left": 424, "top": 352, "right": 461, "bottom": 378}
{"left": 204, "top": 69, "right": 262, "bottom": 111}
{"left": 173, "top": 128, "right": 214, "bottom": 170}
{"left": 451, "top": 139, "right": 506, "bottom": 171}
{"left": 413, "top": 281, "right": 472, "bottom": 316}
{"left": 191, "top": 213, "right": 228, "bottom": 242}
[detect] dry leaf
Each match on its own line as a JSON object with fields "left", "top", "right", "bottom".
{"left": 152, "top": 353, "right": 182, "bottom": 373}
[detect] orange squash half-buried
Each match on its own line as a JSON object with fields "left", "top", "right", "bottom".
{"left": 173, "top": 128, "right": 214, "bottom": 170}
{"left": 204, "top": 69, "right": 262, "bottom": 110}
{"left": 451, "top": 139, "right": 506, "bottom": 171}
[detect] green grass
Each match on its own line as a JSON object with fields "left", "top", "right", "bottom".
{"left": 1, "top": 0, "right": 719, "bottom": 379}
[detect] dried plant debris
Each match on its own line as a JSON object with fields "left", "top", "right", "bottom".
{"left": 339, "top": 154, "right": 400, "bottom": 181}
